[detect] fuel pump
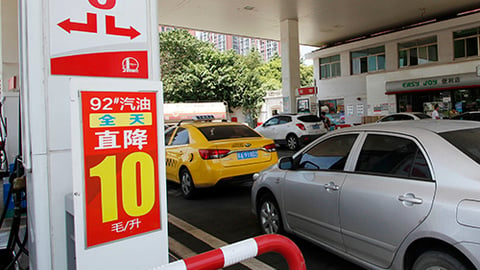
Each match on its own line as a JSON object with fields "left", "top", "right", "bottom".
{"left": 0, "top": 84, "right": 27, "bottom": 270}
{"left": 296, "top": 86, "right": 318, "bottom": 115}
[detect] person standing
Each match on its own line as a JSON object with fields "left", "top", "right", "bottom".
{"left": 321, "top": 111, "right": 331, "bottom": 130}
{"left": 432, "top": 104, "right": 440, "bottom": 119}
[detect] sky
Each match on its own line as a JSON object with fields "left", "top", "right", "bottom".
{"left": 300, "top": 45, "right": 318, "bottom": 66}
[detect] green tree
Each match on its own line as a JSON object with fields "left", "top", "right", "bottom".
{"left": 159, "top": 29, "right": 214, "bottom": 101}
{"left": 256, "top": 55, "right": 314, "bottom": 91}
{"left": 159, "top": 30, "right": 265, "bottom": 122}
{"left": 300, "top": 63, "right": 314, "bottom": 87}
{"left": 256, "top": 55, "right": 282, "bottom": 91}
{"left": 159, "top": 29, "right": 313, "bottom": 124}
{"left": 236, "top": 50, "right": 265, "bottom": 120}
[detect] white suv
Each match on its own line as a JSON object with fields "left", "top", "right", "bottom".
{"left": 255, "top": 114, "right": 328, "bottom": 150}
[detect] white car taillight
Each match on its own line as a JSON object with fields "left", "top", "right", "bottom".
{"left": 296, "top": 123, "right": 306, "bottom": 130}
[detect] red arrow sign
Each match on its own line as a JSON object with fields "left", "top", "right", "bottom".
{"left": 105, "top": 15, "right": 140, "bottom": 40}
{"left": 58, "top": 13, "right": 97, "bottom": 34}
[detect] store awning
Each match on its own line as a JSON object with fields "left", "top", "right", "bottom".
{"left": 385, "top": 72, "right": 480, "bottom": 94}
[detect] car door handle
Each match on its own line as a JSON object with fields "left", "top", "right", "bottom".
{"left": 324, "top": 182, "right": 339, "bottom": 191}
{"left": 398, "top": 194, "right": 423, "bottom": 205}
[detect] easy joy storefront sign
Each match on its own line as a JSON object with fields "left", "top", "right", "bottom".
{"left": 386, "top": 72, "right": 480, "bottom": 94}
{"left": 81, "top": 91, "right": 160, "bottom": 247}
{"left": 49, "top": 0, "right": 149, "bottom": 78}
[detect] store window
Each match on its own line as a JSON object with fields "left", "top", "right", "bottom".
{"left": 454, "top": 27, "right": 480, "bottom": 59}
{"left": 320, "top": 99, "right": 345, "bottom": 125}
{"left": 396, "top": 88, "right": 480, "bottom": 119}
{"left": 320, "top": 55, "right": 341, "bottom": 79}
{"left": 453, "top": 88, "right": 480, "bottom": 112}
{"left": 398, "top": 36, "right": 438, "bottom": 67}
{"left": 351, "top": 46, "right": 385, "bottom": 74}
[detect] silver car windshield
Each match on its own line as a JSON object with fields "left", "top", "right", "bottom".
{"left": 413, "top": 113, "right": 430, "bottom": 119}
{"left": 439, "top": 127, "right": 480, "bottom": 165}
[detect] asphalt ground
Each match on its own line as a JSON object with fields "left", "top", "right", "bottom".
{"left": 166, "top": 180, "right": 363, "bottom": 270}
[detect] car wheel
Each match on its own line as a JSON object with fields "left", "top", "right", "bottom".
{"left": 257, "top": 193, "right": 284, "bottom": 234}
{"left": 180, "top": 168, "right": 196, "bottom": 199}
{"left": 286, "top": 134, "right": 299, "bottom": 150}
{"left": 412, "top": 251, "right": 468, "bottom": 270}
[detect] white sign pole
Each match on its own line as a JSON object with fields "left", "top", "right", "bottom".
{"left": 19, "top": 0, "right": 167, "bottom": 269}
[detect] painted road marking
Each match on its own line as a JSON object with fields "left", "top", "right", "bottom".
{"left": 168, "top": 214, "right": 275, "bottom": 270}
{"left": 168, "top": 237, "right": 197, "bottom": 259}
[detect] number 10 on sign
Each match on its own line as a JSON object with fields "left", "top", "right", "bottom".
{"left": 81, "top": 91, "right": 161, "bottom": 248}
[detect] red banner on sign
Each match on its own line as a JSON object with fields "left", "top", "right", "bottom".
{"left": 51, "top": 51, "right": 148, "bottom": 78}
{"left": 297, "top": 87, "right": 316, "bottom": 95}
{"left": 81, "top": 91, "right": 160, "bottom": 248}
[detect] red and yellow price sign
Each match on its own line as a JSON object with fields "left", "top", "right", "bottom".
{"left": 81, "top": 91, "right": 160, "bottom": 247}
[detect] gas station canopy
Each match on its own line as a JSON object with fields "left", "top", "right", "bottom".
{"left": 3, "top": 1, "right": 480, "bottom": 269}
{"left": 157, "top": 0, "right": 480, "bottom": 47}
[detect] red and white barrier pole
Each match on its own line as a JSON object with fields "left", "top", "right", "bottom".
{"left": 155, "top": 234, "right": 306, "bottom": 270}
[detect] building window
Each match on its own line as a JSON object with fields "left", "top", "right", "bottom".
{"left": 454, "top": 27, "right": 480, "bottom": 59}
{"left": 398, "top": 36, "right": 438, "bottom": 67}
{"left": 320, "top": 99, "right": 345, "bottom": 125}
{"left": 351, "top": 46, "right": 385, "bottom": 74}
{"left": 320, "top": 55, "right": 341, "bottom": 79}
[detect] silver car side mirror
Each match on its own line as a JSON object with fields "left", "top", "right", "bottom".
{"left": 278, "top": 156, "right": 293, "bottom": 170}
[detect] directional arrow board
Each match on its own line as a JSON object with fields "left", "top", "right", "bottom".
{"left": 49, "top": 0, "right": 149, "bottom": 78}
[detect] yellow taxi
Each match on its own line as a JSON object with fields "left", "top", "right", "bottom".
{"left": 164, "top": 117, "right": 278, "bottom": 198}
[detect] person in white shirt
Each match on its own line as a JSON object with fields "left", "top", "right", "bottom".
{"left": 432, "top": 104, "right": 440, "bottom": 119}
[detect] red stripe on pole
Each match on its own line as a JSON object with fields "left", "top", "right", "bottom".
{"left": 50, "top": 51, "right": 148, "bottom": 78}
{"left": 161, "top": 234, "right": 305, "bottom": 270}
{"left": 255, "top": 234, "right": 306, "bottom": 270}
{"left": 184, "top": 248, "right": 225, "bottom": 270}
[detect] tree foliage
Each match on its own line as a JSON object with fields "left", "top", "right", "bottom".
{"left": 256, "top": 55, "right": 314, "bottom": 90}
{"left": 257, "top": 55, "right": 282, "bottom": 91}
{"left": 160, "top": 30, "right": 264, "bottom": 118}
{"left": 300, "top": 63, "right": 314, "bottom": 87}
{"left": 159, "top": 29, "right": 314, "bottom": 120}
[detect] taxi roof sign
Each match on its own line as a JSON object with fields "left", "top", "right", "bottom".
{"left": 192, "top": 115, "right": 215, "bottom": 121}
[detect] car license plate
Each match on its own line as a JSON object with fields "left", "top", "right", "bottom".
{"left": 237, "top": 150, "right": 258, "bottom": 160}
{"left": 312, "top": 124, "right": 320, "bottom": 129}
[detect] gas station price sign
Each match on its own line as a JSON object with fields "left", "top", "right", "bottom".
{"left": 80, "top": 91, "right": 160, "bottom": 247}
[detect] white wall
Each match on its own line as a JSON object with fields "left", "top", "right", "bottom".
{"left": 316, "top": 75, "right": 367, "bottom": 125}
{"left": 256, "top": 90, "right": 283, "bottom": 124}
{"left": 230, "top": 107, "right": 247, "bottom": 124}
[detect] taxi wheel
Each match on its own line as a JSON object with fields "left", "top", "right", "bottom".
{"left": 257, "top": 193, "right": 284, "bottom": 234}
{"left": 286, "top": 134, "right": 299, "bottom": 151}
{"left": 180, "top": 168, "right": 196, "bottom": 199}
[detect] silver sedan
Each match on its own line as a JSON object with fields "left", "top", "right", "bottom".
{"left": 252, "top": 120, "right": 480, "bottom": 270}
{"left": 376, "top": 112, "right": 431, "bottom": 122}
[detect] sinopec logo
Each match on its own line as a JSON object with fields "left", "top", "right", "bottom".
{"left": 122, "top": 57, "right": 139, "bottom": 73}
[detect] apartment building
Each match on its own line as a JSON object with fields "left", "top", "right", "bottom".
{"left": 160, "top": 25, "right": 281, "bottom": 62}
